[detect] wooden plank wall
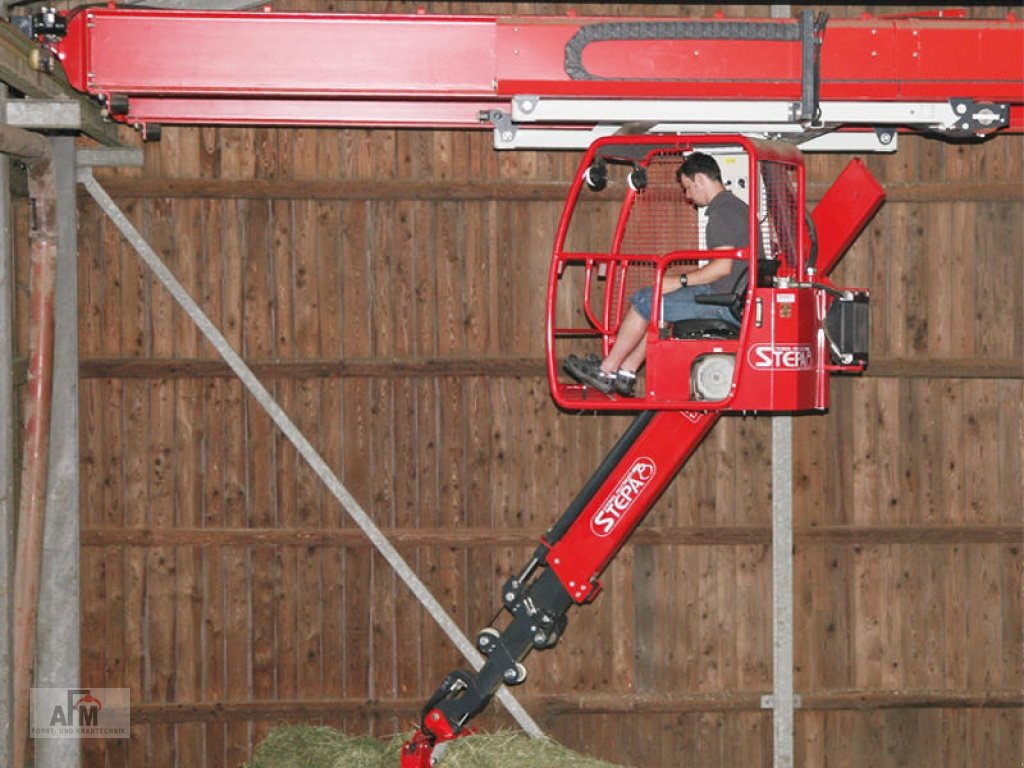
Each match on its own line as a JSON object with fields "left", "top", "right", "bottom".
{"left": 9, "top": 2, "right": 1016, "bottom": 767}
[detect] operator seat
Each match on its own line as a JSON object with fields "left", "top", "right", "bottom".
{"left": 671, "top": 316, "right": 740, "bottom": 340}
{"left": 670, "top": 258, "right": 778, "bottom": 340}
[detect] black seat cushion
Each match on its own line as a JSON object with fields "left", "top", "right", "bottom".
{"left": 671, "top": 318, "right": 740, "bottom": 339}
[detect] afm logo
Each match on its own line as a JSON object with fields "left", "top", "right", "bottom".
{"left": 50, "top": 690, "right": 102, "bottom": 727}
{"left": 747, "top": 343, "right": 813, "bottom": 371}
{"left": 590, "top": 458, "right": 657, "bottom": 538}
{"left": 31, "top": 687, "right": 130, "bottom": 739}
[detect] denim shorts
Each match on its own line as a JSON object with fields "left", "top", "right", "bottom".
{"left": 630, "top": 284, "right": 738, "bottom": 324}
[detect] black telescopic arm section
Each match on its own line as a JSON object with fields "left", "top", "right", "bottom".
{"left": 422, "top": 568, "right": 573, "bottom": 737}
{"left": 416, "top": 411, "right": 656, "bottom": 742}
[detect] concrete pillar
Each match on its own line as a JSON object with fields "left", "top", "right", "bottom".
{"left": 35, "top": 136, "right": 81, "bottom": 768}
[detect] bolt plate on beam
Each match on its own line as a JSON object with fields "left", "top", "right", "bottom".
{"left": 761, "top": 694, "right": 803, "bottom": 709}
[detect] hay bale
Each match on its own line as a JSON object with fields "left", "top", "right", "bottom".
{"left": 244, "top": 725, "right": 386, "bottom": 768}
{"left": 247, "top": 726, "right": 631, "bottom": 768}
{"left": 424, "top": 732, "right": 631, "bottom": 768}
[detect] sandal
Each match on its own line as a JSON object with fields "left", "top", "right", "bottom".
{"left": 564, "top": 354, "right": 617, "bottom": 394}
{"left": 613, "top": 369, "right": 637, "bottom": 397}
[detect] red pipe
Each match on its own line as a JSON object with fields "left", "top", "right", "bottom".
{"left": 0, "top": 126, "right": 56, "bottom": 768}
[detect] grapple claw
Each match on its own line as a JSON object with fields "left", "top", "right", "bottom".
{"left": 401, "top": 707, "right": 466, "bottom": 767}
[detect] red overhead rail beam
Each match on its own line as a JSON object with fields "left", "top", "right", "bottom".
{"left": 46, "top": 7, "right": 1024, "bottom": 131}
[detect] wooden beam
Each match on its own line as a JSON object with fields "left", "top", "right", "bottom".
{"left": 78, "top": 356, "right": 545, "bottom": 379}
{"left": 78, "top": 356, "right": 1023, "bottom": 381}
{"left": 0, "top": 21, "right": 120, "bottom": 146}
{"left": 798, "top": 690, "right": 1024, "bottom": 711}
{"left": 127, "top": 688, "right": 1024, "bottom": 723}
{"left": 86, "top": 177, "right": 579, "bottom": 202}
{"left": 80, "top": 524, "right": 1023, "bottom": 548}
{"left": 865, "top": 358, "right": 1024, "bottom": 380}
{"left": 865, "top": 182, "right": 1024, "bottom": 204}
{"left": 796, "top": 525, "right": 1023, "bottom": 544}
{"left": 542, "top": 689, "right": 1024, "bottom": 715}
{"left": 81, "top": 177, "right": 1024, "bottom": 203}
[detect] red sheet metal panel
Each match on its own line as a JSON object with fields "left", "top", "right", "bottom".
{"left": 494, "top": 17, "right": 804, "bottom": 99}
{"left": 59, "top": 9, "right": 500, "bottom": 97}
{"left": 496, "top": 16, "right": 1024, "bottom": 100}
{"left": 821, "top": 19, "right": 1024, "bottom": 101}
{"left": 811, "top": 158, "right": 887, "bottom": 278}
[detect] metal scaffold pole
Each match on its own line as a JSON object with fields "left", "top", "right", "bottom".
{"left": 770, "top": 415, "right": 796, "bottom": 768}
{"left": 0, "top": 63, "right": 15, "bottom": 768}
{"left": 767, "top": 11, "right": 796, "bottom": 765}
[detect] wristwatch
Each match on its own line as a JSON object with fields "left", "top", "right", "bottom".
{"left": 679, "top": 273, "right": 688, "bottom": 287}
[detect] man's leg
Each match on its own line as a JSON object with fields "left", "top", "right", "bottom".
{"left": 605, "top": 285, "right": 729, "bottom": 374}
{"left": 600, "top": 307, "right": 647, "bottom": 374}
{"left": 563, "top": 304, "right": 648, "bottom": 395}
{"left": 662, "top": 285, "right": 739, "bottom": 324}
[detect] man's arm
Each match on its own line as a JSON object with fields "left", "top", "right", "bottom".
{"left": 663, "top": 247, "right": 736, "bottom": 293}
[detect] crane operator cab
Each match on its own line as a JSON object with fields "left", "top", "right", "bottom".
{"left": 547, "top": 135, "right": 870, "bottom": 413}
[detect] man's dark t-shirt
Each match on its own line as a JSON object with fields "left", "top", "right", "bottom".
{"left": 704, "top": 190, "right": 750, "bottom": 293}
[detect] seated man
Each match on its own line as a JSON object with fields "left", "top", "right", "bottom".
{"left": 565, "top": 152, "right": 749, "bottom": 396}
